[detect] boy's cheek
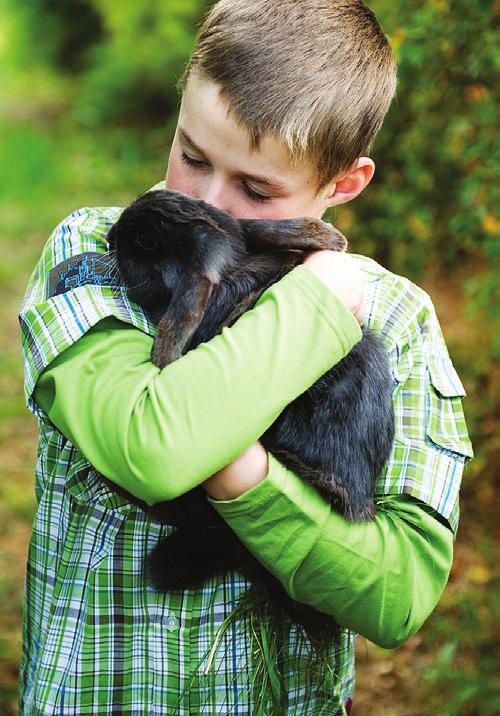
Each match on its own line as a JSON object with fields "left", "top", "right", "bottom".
{"left": 165, "top": 155, "right": 195, "bottom": 196}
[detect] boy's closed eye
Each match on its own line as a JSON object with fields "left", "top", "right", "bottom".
{"left": 180, "top": 149, "right": 272, "bottom": 204}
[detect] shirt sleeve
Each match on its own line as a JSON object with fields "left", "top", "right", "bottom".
{"left": 352, "top": 254, "right": 473, "bottom": 536}
{"left": 208, "top": 452, "right": 455, "bottom": 649}
{"left": 34, "top": 264, "right": 362, "bottom": 505}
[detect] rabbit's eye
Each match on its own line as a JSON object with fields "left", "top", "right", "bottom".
{"left": 135, "top": 235, "right": 158, "bottom": 251}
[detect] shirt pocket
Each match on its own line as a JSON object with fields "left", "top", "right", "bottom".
{"left": 66, "top": 454, "right": 137, "bottom": 512}
{"left": 426, "top": 353, "right": 474, "bottom": 459}
{"left": 390, "top": 339, "right": 473, "bottom": 459}
{"left": 65, "top": 455, "right": 135, "bottom": 570}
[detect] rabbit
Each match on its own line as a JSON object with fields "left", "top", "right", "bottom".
{"left": 106, "top": 189, "right": 394, "bottom": 638}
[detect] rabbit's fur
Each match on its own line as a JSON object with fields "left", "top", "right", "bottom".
{"left": 106, "top": 189, "right": 394, "bottom": 635}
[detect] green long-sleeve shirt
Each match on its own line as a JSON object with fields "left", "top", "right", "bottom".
{"left": 19, "top": 201, "right": 471, "bottom": 715}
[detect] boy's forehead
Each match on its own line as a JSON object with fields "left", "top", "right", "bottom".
{"left": 179, "top": 74, "right": 317, "bottom": 191}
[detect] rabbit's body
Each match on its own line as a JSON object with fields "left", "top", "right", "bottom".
{"left": 106, "top": 189, "right": 394, "bottom": 637}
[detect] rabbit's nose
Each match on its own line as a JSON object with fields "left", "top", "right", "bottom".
{"left": 135, "top": 234, "right": 159, "bottom": 251}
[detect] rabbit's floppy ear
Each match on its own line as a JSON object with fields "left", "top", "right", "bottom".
{"left": 240, "top": 217, "right": 347, "bottom": 253}
{"left": 152, "top": 270, "right": 214, "bottom": 368}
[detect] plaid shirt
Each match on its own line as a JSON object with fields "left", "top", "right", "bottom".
{"left": 18, "top": 184, "right": 472, "bottom": 714}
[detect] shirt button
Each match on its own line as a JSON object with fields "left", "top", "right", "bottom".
{"left": 164, "top": 613, "right": 180, "bottom": 631}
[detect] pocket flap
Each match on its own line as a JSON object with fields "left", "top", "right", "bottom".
{"left": 428, "top": 353, "right": 466, "bottom": 398}
{"left": 426, "top": 359, "right": 473, "bottom": 459}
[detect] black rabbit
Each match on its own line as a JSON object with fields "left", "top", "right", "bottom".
{"left": 106, "top": 189, "right": 394, "bottom": 632}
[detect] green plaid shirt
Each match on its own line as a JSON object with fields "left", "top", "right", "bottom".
{"left": 18, "top": 184, "right": 472, "bottom": 714}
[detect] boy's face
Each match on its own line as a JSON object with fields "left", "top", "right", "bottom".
{"left": 165, "top": 74, "right": 339, "bottom": 221}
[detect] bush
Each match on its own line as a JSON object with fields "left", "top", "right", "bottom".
{"left": 343, "top": 0, "right": 497, "bottom": 281}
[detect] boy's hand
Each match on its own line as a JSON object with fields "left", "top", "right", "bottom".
{"left": 202, "top": 441, "right": 269, "bottom": 500}
{"left": 302, "top": 250, "right": 365, "bottom": 323}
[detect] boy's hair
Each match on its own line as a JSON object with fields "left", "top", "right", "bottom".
{"left": 180, "top": 0, "right": 397, "bottom": 189}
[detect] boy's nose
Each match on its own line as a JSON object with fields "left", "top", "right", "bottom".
{"left": 198, "top": 178, "right": 235, "bottom": 216}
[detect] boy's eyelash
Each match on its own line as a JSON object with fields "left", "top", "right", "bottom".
{"left": 241, "top": 183, "right": 272, "bottom": 204}
{"left": 181, "top": 150, "right": 271, "bottom": 204}
{"left": 181, "top": 151, "right": 205, "bottom": 168}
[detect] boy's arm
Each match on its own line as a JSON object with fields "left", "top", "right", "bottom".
{"left": 34, "top": 264, "right": 362, "bottom": 504}
{"left": 32, "top": 254, "right": 458, "bottom": 649}
{"left": 207, "top": 451, "right": 455, "bottom": 649}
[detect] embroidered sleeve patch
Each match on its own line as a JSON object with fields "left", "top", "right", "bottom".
{"left": 48, "top": 252, "right": 118, "bottom": 297}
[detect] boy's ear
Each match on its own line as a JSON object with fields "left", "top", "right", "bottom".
{"left": 322, "top": 157, "right": 375, "bottom": 208}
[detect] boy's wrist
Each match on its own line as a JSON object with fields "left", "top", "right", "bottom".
{"left": 202, "top": 441, "right": 269, "bottom": 500}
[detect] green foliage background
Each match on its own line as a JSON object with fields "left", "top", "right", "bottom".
{"left": 0, "top": 1, "right": 498, "bottom": 714}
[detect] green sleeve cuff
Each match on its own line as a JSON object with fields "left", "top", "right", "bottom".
{"left": 208, "top": 451, "right": 327, "bottom": 514}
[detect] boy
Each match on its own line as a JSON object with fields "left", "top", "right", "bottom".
{"left": 19, "top": 1, "right": 473, "bottom": 713}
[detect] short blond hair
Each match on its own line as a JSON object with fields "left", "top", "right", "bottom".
{"left": 180, "top": 0, "right": 397, "bottom": 188}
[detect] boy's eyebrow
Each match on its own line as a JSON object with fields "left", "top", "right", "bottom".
{"left": 178, "top": 127, "right": 289, "bottom": 192}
